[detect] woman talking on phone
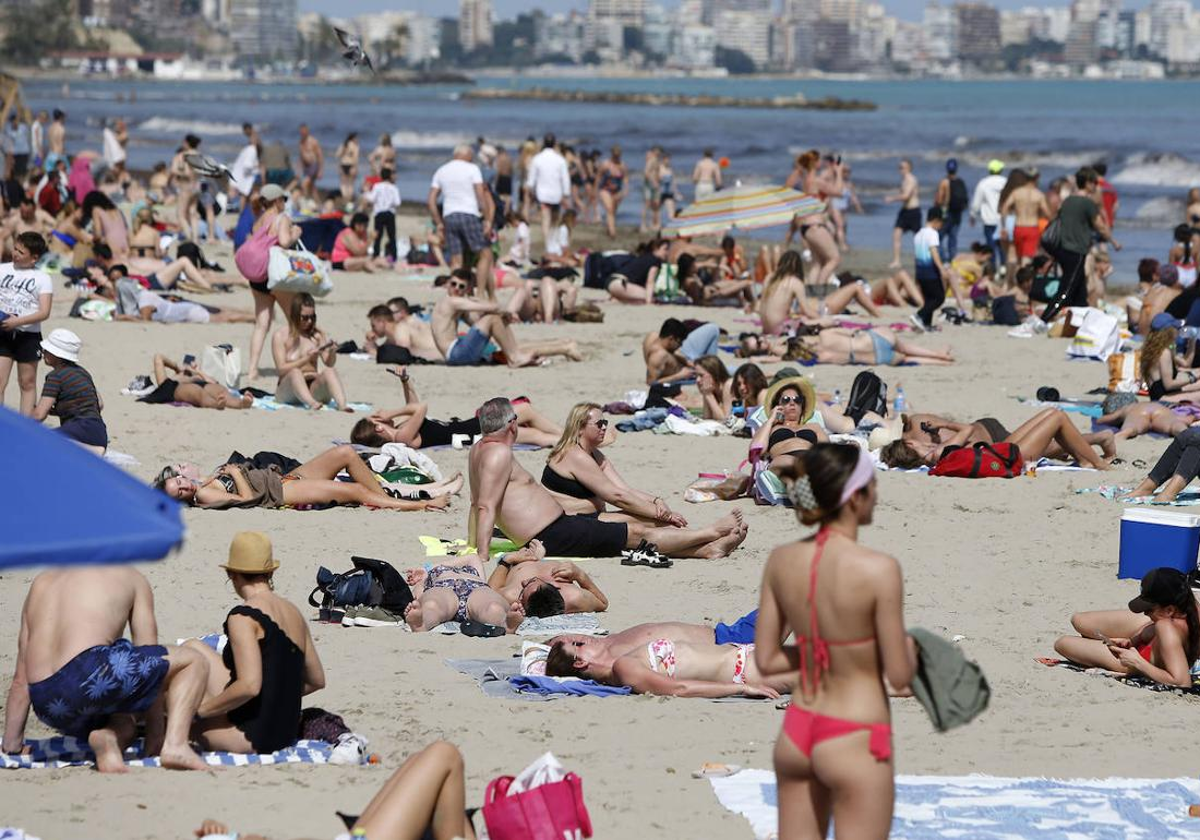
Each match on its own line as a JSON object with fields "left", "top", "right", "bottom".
{"left": 271, "top": 292, "right": 351, "bottom": 411}
{"left": 754, "top": 442, "right": 917, "bottom": 839}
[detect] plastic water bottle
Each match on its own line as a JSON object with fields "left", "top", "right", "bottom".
{"left": 831, "top": 389, "right": 842, "bottom": 406}
{"left": 893, "top": 385, "right": 906, "bottom": 414}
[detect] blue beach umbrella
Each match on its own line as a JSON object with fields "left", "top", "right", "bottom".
{"left": 0, "top": 407, "right": 184, "bottom": 569}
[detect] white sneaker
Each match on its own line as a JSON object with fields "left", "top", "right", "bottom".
{"left": 1007, "top": 323, "right": 1035, "bottom": 338}
{"left": 1025, "top": 315, "right": 1050, "bottom": 334}
{"left": 908, "top": 314, "right": 926, "bottom": 333}
{"left": 328, "top": 732, "right": 369, "bottom": 765}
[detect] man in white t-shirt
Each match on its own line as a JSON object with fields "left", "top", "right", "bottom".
{"left": 525, "top": 133, "right": 571, "bottom": 252}
{"left": 368, "top": 167, "right": 401, "bottom": 261}
{"left": 428, "top": 144, "right": 495, "bottom": 293}
{"left": 101, "top": 118, "right": 127, "bottom": 176}
{"left": 910, "top": 207, "right": 952, "bottom": 331}
{"left": 0, "top": 232, "right": 54, "bottom": 415}
{"left": 231, "top": 141, "right": 259, "bottom": 199}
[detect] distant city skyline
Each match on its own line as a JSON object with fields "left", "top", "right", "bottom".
{"left": 299, "top": 0, "right": 1154, "bottom": 24}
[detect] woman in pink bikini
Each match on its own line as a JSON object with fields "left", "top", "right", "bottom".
{"left": 755, "top": 442, "right": 916, "bottom": 840}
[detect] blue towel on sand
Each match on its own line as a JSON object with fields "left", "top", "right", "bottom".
{"left": 508, "top": 676, "right": 632, "bottom": 697}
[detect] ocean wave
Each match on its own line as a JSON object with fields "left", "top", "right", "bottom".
{"left": 390, "top": 130, "right": 522, "bottom": 149}
{"left": 1113, "top": 152, "right": 1200, "bottom": 187}
{"left": 1132, "top": 196, "right": 1184, "bottom": 224}
{"left": 791, "top": 147, "right": 1107, "bottom": 172}
{"left": 138, "top": 117, "right": 249, "bottom": 136}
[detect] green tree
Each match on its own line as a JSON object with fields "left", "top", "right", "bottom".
{"left": 2, "top": 0, "right": 81, "bottom": 66}
{"left": 374, "top": 21, "right": 410, "bottom": 69}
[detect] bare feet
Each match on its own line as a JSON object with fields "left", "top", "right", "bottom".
{"left": 565, "top": 342, "right": 584, "bottom": 362}
{"left": 712, "top": 509, "right": 744, "bottom": 535}
{"left": 440, "top": 473, "right": 465, "bottom": 497}
{"left": 507, "top": 353, "right": 537, "bottom": 368}
{"left": 88, "top": 728, "right": 129, "bottom": 774}
{"left": 159, "top": 743, "right": 208, "bottom": 771}
{"left": 505, "top": 601, "right": 526, "bottom": 632}
{"left": 404, "top": 600, "right": 426, "bottom": 632}
{"left": 699, "top": 523, "right": 749, "bottom": 559}
{"left": 424, "top": 495, "right": 450, "bottom": 511}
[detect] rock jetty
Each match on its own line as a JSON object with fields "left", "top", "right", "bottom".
{"left": 462, "top": 87, "right": 876, "bottom": 111}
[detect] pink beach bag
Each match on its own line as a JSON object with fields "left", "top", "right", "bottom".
{"left": 482, "top": 772, "right": 593, "bottom": 840}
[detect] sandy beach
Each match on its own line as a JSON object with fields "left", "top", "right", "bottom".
{"left": 0, "top": 225, "right": 1192, "bottom": 839}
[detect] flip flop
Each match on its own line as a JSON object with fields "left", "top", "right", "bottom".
{"left": 621, "top": 542, "right": 672, "bottom": 568}
{"left": 460, "top": 620, "right": 505, "bottom": 637}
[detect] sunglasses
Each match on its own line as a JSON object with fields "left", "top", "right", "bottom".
{"left": 449, "top": 282, "right": 469, "bottom": 291}
{"left": 299, "top": 313, "right": 317, "bottom": 322}
{"left": 592, "top": 419, "right": 609, "bottom": 430}
{"left": 777, "top": 395, "right": 802, "bottom": 405}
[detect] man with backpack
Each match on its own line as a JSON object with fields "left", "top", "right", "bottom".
{"left": 936, "top": 158, "right": 969, "bottom": 261}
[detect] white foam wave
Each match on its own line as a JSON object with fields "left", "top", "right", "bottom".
{"left": 137, "top": 117, "right": 247, "bottom": 136}
{"left": 1113, "top": 152, "right": 1200, "bottom": 187}
{"left": 389, "top": 130, "right": 521, "bottom": 149}
{"left": 1133, "top": 196, "right": 1184, "bottom": 224}
{"left": 789, "top": 147, "right": 1104, "bottom": 172}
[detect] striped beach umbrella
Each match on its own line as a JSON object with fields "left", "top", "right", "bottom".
{"left": 664, "top": 184, "right": 826, "bottom": 238}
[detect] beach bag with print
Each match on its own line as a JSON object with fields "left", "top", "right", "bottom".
{"left": 201, "top": 343, "right": 241, "bottom": 389}
{"left": 930, "top": 442, "right": 1024, "bottom": 479}
{"left": 1066, "top": 308, "right": 1120, "bottom": 362}
{"left": 1107, "top": 350, "right": 1142, "bottom": 393}
{"left": 267, "top": 241, "right": 333, "bottom": 297}
{"left": 483, "top": 771, "right": 592, "bottom": 840}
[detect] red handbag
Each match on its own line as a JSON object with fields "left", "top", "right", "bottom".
{"left": 482, "top": 772, "right": 593, "bottom": 840}
{"left": 929, "top": 442, "right": 1024, "bottom": 479}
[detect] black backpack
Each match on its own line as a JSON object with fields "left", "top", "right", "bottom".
{"left": 844, "top": 370, "right": 888, "bottom": 425}
{"left": 947, "top": 177, "right": 969, "bottom": 215}
{"left": 309, "top": 556, "right": 413, "bottom": 617}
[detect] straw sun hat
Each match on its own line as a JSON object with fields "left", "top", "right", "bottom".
{"left": 763, "top": 376, "right": 817, "bottom": 424}
{"left": 221, "top": 531, "right": 279, "bottom": 574}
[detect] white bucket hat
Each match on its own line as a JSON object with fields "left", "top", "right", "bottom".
{"left": 40, "top": 328, "right": 82, "bottom": 363}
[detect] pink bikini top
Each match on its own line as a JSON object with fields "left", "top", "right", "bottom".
{"left": 795, "top": 528, "right": 876, "bottom": 697}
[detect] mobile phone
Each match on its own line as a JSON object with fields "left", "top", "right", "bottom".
{"left": 182, "top": 354, "right": 195, "bottom": 366}
{"left": 1096, "top": 631, "right": 1114, "bottom": 645}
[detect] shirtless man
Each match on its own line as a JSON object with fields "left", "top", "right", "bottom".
{"left": 887, "top": 158, "right": 920, "bottom": 269}
{"left": 468, "top": 398, "right": 747, "bottom": 561}
{"left": 2, "top": 567, "right": 208, "bottom": 772}
{"left": 691, "top": 149, "right": 722, "bottom": 202}
{"left": 1, "top": 197, "right": 55, "bottom": 257}
{"left": 545, "top": 617, "right": 788, "bottom": 698}
{"left": 1130, "top": 264, "right": 1181, "bottom": 335}
{"left": 487, "top": 540, "right": 608, "bottom": 617}
{"left": 298, "top": 124, "right": 323, "bottom": 202}
{"left": 432, "top": 269, "right": 581, "bottom": 367}
{"left": 999, "top": 171, "right": 1050, "bottom": 266}
{"left": 45, "top": 110, "right": 66, "bottom": 170}
{"left": 642, "top": 318, "right": 721, "bottom": 384}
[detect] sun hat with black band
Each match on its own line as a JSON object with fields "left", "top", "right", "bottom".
{"left": 1128, "top": 567, "right": 1191, "bottom": 614}
{"left": 763, "top": 375, "right": 817, "bottom": 425}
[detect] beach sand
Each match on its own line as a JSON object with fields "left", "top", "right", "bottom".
{"left": 0, "top": 228, "right": 1188, "bottom": 839}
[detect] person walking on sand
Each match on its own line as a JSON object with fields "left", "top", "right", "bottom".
{"left": 2, "top": 566, "right": 210, "bottom": 772}
{"left": 970, "top": 159, "right": 1007, "bottom": 267}
{"left": 525, "top": 133, "right": 571, "bottom": 253}
{"left": 999, "top": 169, "right": 1050, "bottom": 268}
{"left": 886, "top": 159, "right": 920, "bottom": 269}
{"left": 297, "top": 124, "right": 323, "bottom": 202}
{"left": 692, "top": 148, "right": 722, "bottom": 202}
{"left": 754, "top": 442, "right": 917, "bottom": 840}
{"left": 428, "top": 145, "right": 495, "bottom": 295}
{"left": 934, "top": 159, "right": 969, "bottom": 261}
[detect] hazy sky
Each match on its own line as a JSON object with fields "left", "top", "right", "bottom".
{"left": 299, "top": 0, "right": 1119, "bottom": 24}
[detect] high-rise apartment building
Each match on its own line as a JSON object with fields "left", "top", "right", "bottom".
{"left": 460, "top": 0, "right": 494, "bottom": 51}
{"left": 955, "top": 2, "right": 1000, "bottom": 61}
{"left": 714, "top": 8, "right": 771, "bottom": 66}
{"left": 589, "top": 0, "right": 646, "bottom": 28}
{"left": 230, "top": 0, "right": 298, "bottom": 59}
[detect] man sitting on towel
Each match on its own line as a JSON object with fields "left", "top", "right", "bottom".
{"left": 486, "top": 539, "right": 609, "bottom": 617}
{"left": 468, "top": 397, "right": 746, "bottom": 560}
{"left": 543, "top": 615, "right": 791, "bottom": 699}
{"left": 2, "top": 567, "right": 210, "bottom": 771}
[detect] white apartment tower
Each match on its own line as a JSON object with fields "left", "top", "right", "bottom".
{"left": 460, "top": 0, "right": 494, "bottom": 51}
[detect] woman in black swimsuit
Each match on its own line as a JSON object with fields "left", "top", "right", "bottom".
{"left": 186, "top": 532, "right": 326, "bottom": 754}
{"left": 350, "top": 366, "right": 563, "bottom": 449}
{"left": 543, "top": 402, "right": 690, "bottom": 527}
{"left": 137, "top": 353, "right": 255, "bottom": 410}
{"left": 749, "top": 375, "right": 828, "bottom": 478}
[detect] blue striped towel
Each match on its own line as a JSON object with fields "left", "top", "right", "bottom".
{"left": 0, "top": 737, "right": 334, "bottom": 769}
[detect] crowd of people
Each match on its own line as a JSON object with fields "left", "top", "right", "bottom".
{"left": 4, "top": 101, "right": 1200, "bottom": 840}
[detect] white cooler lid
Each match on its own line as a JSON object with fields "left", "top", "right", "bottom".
{"left": 1122, "top": 508, "right": 1200, "bottom": 528}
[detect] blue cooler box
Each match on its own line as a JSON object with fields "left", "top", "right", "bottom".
{"left": 1119, "top": 509, "right": 1200, "bottom": 580}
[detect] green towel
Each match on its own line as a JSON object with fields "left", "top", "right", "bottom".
{"left": 908, "top": 627, "right": 990, "bottom": 732}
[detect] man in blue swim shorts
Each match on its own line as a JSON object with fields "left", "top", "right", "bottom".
{"left": 2, "top": 567, "right": 210, "bottom": 772}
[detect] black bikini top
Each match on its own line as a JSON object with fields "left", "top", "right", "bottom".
{"left": 541, "top": 464, "right": 593, "bottom": 499}
{"left": 769, "top": 427, "right": 819, "bottom": 450}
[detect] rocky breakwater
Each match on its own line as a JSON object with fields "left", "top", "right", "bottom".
{"left": 462, "top": 87, "right": 876, "bottom": 111}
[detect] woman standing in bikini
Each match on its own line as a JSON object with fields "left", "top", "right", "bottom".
{"left": 755, "top": 442, "right": 917, "bottom": 840}
{"left": 597, "top": 146, "right": 628, "bottom": 239}
{"left": 336, "top": 132, "right": 360, "bottom": 204}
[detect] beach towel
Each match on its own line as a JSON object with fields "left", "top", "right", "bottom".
{"left": 1078, "top": 486, "right": 1200, "bottom": 506}
{"left": 709, "top": 768, "right": 1200, "bottom": 840}
{"left": 1036, "top": 656, "right": 1200, "bottom": 694}
{"left": 432, "top": 613, "right": 607, "bottom": 637}
{"left": 509, "top": 676, "right": 632, "bottom": 697}
{"left": 1017, "top": 397, "right": 1104, "bottom": 417}
{"left": 418, "top": 536, "right": 600, "bottom": 562}
{"left": 0, "top": 737, "right": 337, "bottom": 769}
{"left": 252, "top": 396, "right": 372, "bottom": 412}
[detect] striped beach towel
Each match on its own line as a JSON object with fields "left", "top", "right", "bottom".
{"left": 0, "top": 737, "right": 334, "bottom": 769}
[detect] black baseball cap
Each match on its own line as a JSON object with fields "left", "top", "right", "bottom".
{"left": 1128, "top": 567, "right": 1189, "bottom": 613}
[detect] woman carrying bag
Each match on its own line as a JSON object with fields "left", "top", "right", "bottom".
{"left": 236, "top": 183, "right": 302, "bottom": 380}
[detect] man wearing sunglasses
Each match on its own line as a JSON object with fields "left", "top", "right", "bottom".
{"left": 431, "top": 269, "right": 581, "bottom": 367}
{"left": 469, "top": 398, "right": 747, "bottom": 562}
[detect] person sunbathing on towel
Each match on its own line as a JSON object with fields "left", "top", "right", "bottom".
{"left": 154, "top": 444, "right": 458, "bottom": 511}
{"left": 351, "top": 366, "right": 563, "bottom": 449}
{"left": 1054, "top": 567, "right": 1200, "bottom": 689}
{"left": 401, "top": 555, "right": 523, "bottom": 633}
{"left": 545, "top": 618, "right": 790, "bottom": 698}
{"left": 468, "top": 397, "right": 748, "bottom": 561}
{"left": 486, "top": 540, "right": 609, "bottom": 617}
{"left": 1096, "top": 401, "right": 1200, "bottom": 442}
{"left": 136, "top": 354, "right": 255, "bottom": 410}
{"left": 878, "top": 408, "right": 1113, "bottom": 471}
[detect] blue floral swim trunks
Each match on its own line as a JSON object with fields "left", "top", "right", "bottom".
{"left": 28, "top": 639, "right": 169, "bottom": 738}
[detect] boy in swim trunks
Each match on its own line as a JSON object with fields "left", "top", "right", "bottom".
{"left": 3, "top": 567, "right": 209, "bottom": 771}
